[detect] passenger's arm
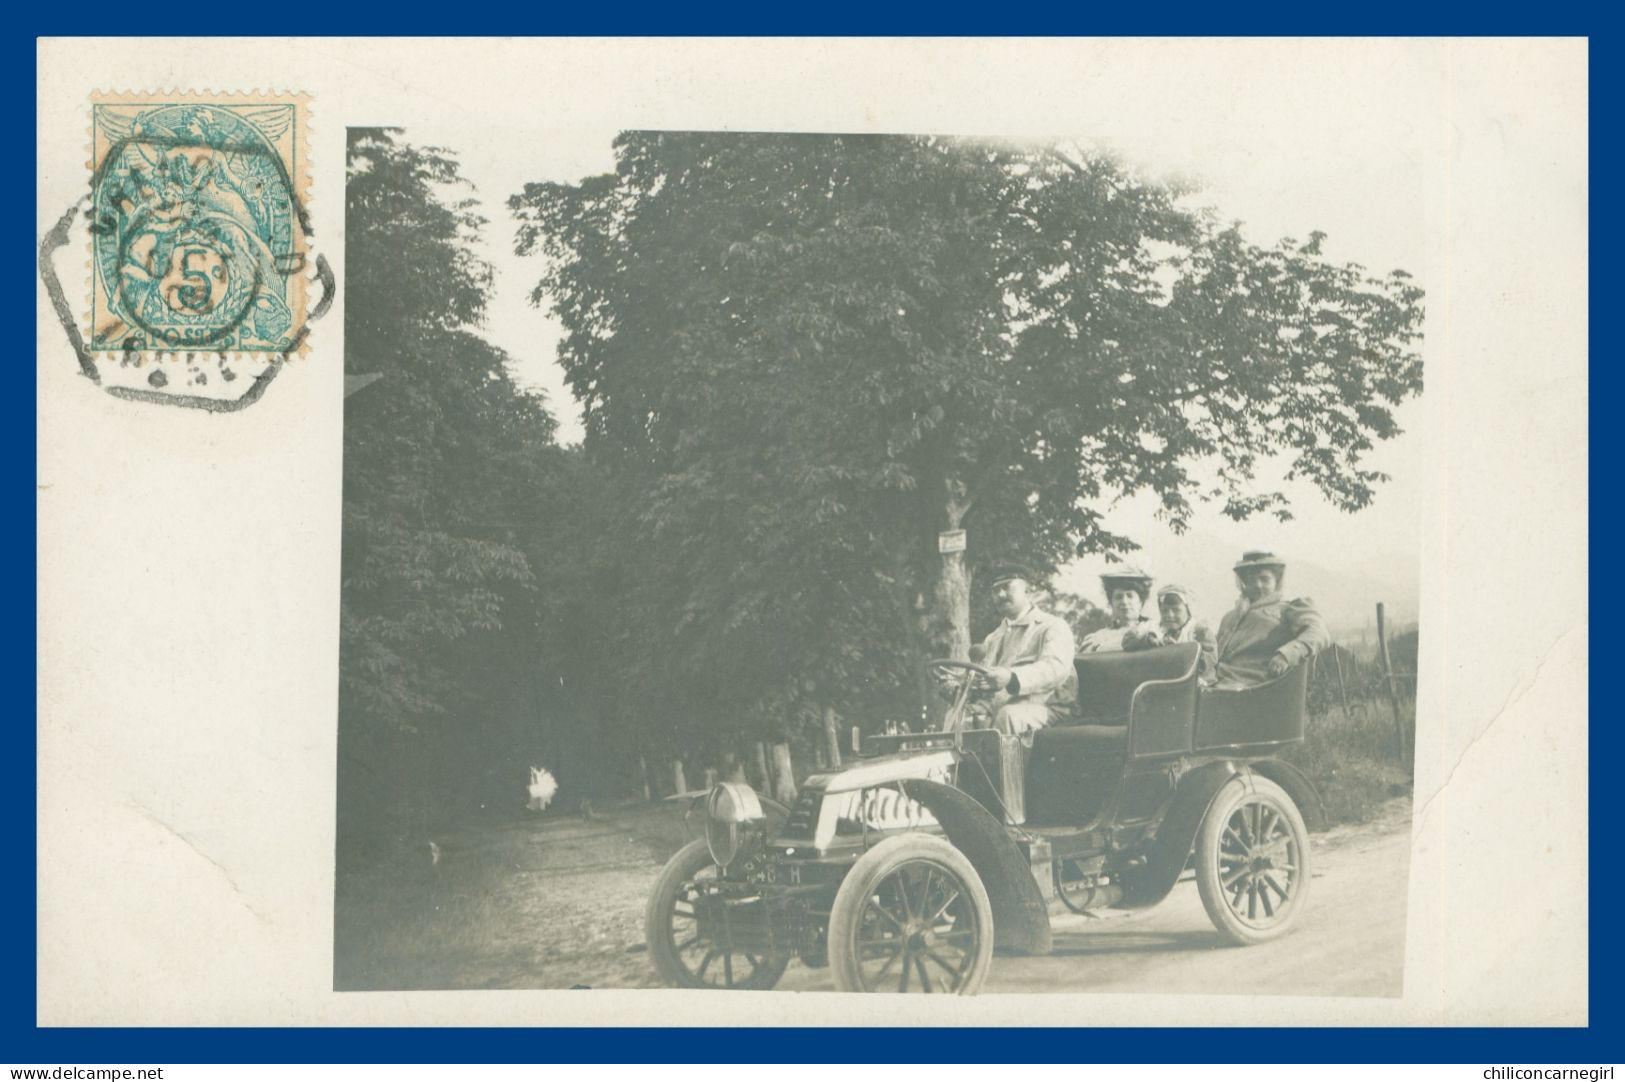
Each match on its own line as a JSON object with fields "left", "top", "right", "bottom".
{"left": 1008, "top": 617, "right": 1076, "bottom": 695}
{"left": 1194, "top": 621, "right": 1219, "bottom": 684}
{"left": 1275, "top": 598, "right": 1331, "bottom": 667}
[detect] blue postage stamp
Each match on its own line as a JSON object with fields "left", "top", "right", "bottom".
{"left": 89, "top": 93, "right": 310, "bottom": 356}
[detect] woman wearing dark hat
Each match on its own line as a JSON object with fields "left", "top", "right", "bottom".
{"left": 1079, "top": 565, "right": 1156, "bottom": 653}
{"left": 1213, "top": 551, "right": 1330, "bottom": 686}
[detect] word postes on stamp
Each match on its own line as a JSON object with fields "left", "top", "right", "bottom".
{"left": 90, "top": 93, "right": 309, "bottom": 355}
{"left": 56, "top": 92, "right": 324, "bottom": 408}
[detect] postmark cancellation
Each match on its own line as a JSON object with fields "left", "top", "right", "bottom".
{"left": 87, "top": 92, "right": 312, "bottom": 362}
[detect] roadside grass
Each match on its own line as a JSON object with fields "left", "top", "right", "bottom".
{"left": 1283, "top": 697, "right": 1414, "bottom": 828}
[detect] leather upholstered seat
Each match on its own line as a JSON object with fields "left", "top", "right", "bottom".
{"left": 1024, "top": 644, "right": 1201, "bottom": 825}
{"left": 1030, "top": 724, "right": 1128, "bottom": 753}
{"left": 1067, "top": 643, "right": 1200, "bottom": 727}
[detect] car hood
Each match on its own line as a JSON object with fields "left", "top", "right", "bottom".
{"left": 803, "top": 747, "right": 959, "bottom": 794}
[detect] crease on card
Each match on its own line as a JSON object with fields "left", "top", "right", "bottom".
{"left": 1414, "top": 621, "right": 1585, "bottom": 834}
{"left": 122, "top": 800, "right": 270, "bottom": 923}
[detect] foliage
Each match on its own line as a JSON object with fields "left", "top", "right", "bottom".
{"left": 1307, "top": 632, "right": 1418, "bottom": 717}
{"left": 340, "top": 130, "right": 588, "bottom": 854}
{"left": 1285, "top": 630, "right": 1417, "bottom": 826}
{"left": 511, "top": 132, "right": 1425, "bottom": 753}
{"left": 1045, "top": 590, "right": 1112, "bottom": 644}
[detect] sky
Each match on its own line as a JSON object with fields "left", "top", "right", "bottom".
{"left": 406, "top": 120, "right": 1426, "bottom": 627}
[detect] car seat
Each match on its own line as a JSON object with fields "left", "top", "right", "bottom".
{"left": 1024, "top": 644, "right": 1200, "bottom": 824}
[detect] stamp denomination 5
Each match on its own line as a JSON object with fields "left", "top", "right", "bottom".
{"left": 38, "top": 91, "right": 330, "bottom": 410}
{"left": 89, "top": 94, "right": 310, "bottom": 356}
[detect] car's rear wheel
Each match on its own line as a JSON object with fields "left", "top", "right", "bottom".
{"left": 827, "top": 834, "right": 994, "bottom": 994}
{"left": 1195, "top": 775, "right": 1312, "bottom": 945}
{"left": 644, "top": 839, "right": 790, "bottom": 989}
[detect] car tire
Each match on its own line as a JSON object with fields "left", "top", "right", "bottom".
{"left": 827, "top": 833, "right": 994, "bottom": 994}
{"left": 644, "top": 839, "right": 790, "bottom": 989}
{"left": 1195, "top": 774, "right": 1312, "bottom": 946}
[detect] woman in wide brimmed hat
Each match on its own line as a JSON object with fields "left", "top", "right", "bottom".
{"left": 1079, "top": 564, "right": 1156, "bottom": 653}
{"left": 1213, "top": 551, "right": 1330, "bottom": 686}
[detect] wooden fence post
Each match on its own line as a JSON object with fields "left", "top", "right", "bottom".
{"left": 1331, "top": 645, "right": 1354, "bottom": 720}
{"left": 1376, "top": 603, "right": 1408, "bottom": 763}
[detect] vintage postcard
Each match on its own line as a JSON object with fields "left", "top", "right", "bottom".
{"left": 35, "top": 38, "right": 1587, "bottom": 1027}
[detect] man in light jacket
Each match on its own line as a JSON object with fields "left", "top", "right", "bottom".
{"left": 1214, "top": 551, "right": 1330, "bottom": 687}
{"left": 957, "top": 562, "right": 1078, "bottom": 739}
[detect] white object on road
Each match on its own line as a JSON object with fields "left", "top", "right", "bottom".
{"left": 527, "top": 765, "right": 559, "bottom": 811}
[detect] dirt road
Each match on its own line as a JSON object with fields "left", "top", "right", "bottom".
{"left": 780, "top": 800, "right": 1411, "bottom": 997}
{"left": 335, "top": 797, "right": 1409, "bottom": 996}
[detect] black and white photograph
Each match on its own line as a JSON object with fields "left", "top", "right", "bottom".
{"left": 35, "top": 38, "right": 1586, "bottom": 1030}
{"left": 334, "top": 116, "right": 1424, "bottom": 996}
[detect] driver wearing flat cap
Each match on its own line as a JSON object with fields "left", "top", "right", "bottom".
{"left": 957, "top": 562, "right": 1078, "bottom": 740}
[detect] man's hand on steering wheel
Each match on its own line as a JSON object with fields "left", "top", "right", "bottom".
{"left": 977, "top": 666, "right": 1014, "bottom": 693}
{"left": 929, "top": 658, "right": 1006, "bottom": 732}
{"left": 930, "top": 658, "right": 995, "bottom": 692}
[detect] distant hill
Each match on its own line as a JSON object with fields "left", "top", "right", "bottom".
{"left": 1055, "top": 530, "right": 1418, "bottom": 642}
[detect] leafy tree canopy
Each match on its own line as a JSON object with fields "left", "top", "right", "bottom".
{"left": 511, "top": 130, "right": 1423, "bottom": 739}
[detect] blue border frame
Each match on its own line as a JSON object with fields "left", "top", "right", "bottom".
{"left": 23, "top": 18, "right": 1602, "bottom": 1063}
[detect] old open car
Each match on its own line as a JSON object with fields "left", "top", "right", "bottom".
{"left": 644, "top": 641, "right": 1324, "bottom": 994}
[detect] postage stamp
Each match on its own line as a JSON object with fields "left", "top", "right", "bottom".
{"left": 87, "top": 92, "right": 312, "bottom": 358}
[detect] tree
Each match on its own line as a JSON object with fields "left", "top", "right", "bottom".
{"left": 340, "top": 130, "right": 563, "bottom": 855}
{"left": 511, "top": 131, "right": 1423, "bottom": 741}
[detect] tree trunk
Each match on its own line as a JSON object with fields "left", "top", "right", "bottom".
{"left": 822, "top": 704, "right": 843, "bottom": 768}
{"left": 721, "top": 751, "right": 746, "bottom": 784}
{"left": 701, "top": 767, "right": 719, "bottom": 789}
{"left": 670, "top": 758, "right": 687, "bottom": 796}
{"left": 918, "top": 485, "right": 974, "bottom": 729}
{"left": 750, "top": 741, "right": 771, "bottom": 792}
{"left": 769, "top": 742, "right": 797, "bottom": 804}
{"left": 926, "top": 482, "right": 974, "bottom": 663}
{"left": 932, "top": 548, "right": 972, "bottom": 661}
{"left": 636, "top": 755, "right": 652, "bottom": 802}
{"left": 891, "top": 546, "right": 935, "bottom": 722}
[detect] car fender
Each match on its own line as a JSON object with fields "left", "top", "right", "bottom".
{"left": 898, "top": 778, "right": 1053, "bottom": 956}
{"left": 1118, "top": 760, "right": 1247, "bottom": 908}
{"left": 1250, "top": 758, "right": 1326, "bottom": 833}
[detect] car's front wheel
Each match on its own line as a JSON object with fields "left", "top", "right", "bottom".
{"left": 827, "top": 834, "right": 994, "bottom": 994}
{"left": 1195, "top": 775, "right": 1312, "bottom": 945}
{"left": 643, "top": 839, "right": 790, "bottom": 989}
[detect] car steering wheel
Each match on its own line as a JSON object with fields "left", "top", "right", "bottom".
{"left": 928, "top": 657, "right": 998, "bottom": 732}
